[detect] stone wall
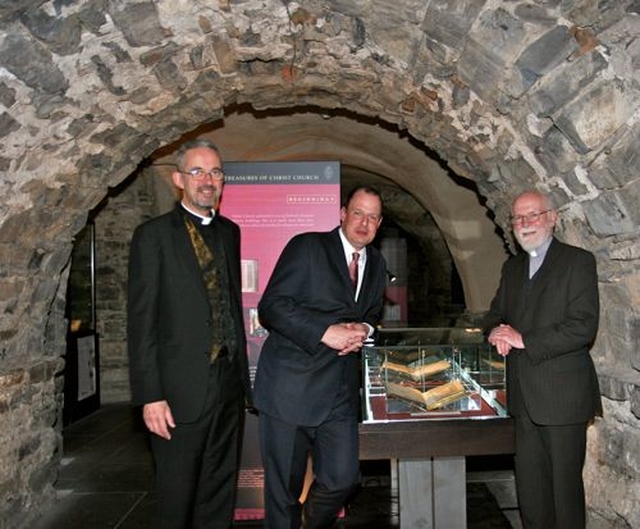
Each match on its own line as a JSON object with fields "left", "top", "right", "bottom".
{"left": 1, "top": 1, "right": 639, "bottom": 527}
{"left": 93, "top": 170, "right": 157, "bottom": 404}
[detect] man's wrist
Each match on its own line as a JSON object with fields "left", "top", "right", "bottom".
{"left": 363, "top": 323, "right": 375, "bottom": 342}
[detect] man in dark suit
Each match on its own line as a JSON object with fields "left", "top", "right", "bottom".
{"left": 254, "top": 185, "right": 388, "bottom": 529}
{"left": 484, "top": 190, "right": 601, "bottom": 529}
{"left": 127, "top": 138, "right": 251, "bottom": 528}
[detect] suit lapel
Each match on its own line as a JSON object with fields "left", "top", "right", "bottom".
{"left": 326, "top": 227, "right": 383, "bottom": 308}
{"left": 357, "top": 247, "right": 380, "bottom": 307}
{"left": 525, "top": 238, "right": 561, "bottom": 308}
{"left": 327, "top": 228, "right": 356, "bottom": 296}
{"left": 529, "top": 238, "right": 560, "bottom": 285}
{"left": 513, "top": 238, "right": 562, "bottom": 329}
{"left": 506, "top": 252, "right": 530, "bottom": 325}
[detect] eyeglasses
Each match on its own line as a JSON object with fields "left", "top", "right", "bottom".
{"left": 510, "top": 210, "right": 551, "bottom": 226}
{"left": 349, "top": 209, "right": 382, "bottom": 223}
{"left": 179, "top": 167, "right": 225, "bottom": 181}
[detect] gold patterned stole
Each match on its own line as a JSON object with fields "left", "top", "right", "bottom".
{"left": 184, "top": 216, "right": 229, "bottom": 361}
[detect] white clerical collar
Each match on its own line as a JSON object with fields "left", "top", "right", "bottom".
{"left": 528, "top": 237, "right": 552, "bottom": 258}
{"left": 181, "top": 202, "right": 216, "bottom": 225}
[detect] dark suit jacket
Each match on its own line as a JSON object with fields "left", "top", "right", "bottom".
{"left": 127, "top": 205, "right": 251, "bottom": 423}
{"left": 253, "top": 227, "right": 387, "bottom": 427}
{"left": 484, "top": 237, "right": 601, "bottom": 425}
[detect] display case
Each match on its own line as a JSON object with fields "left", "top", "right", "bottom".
{"left": 358, "top": 328, "right": 514, "bottom": 529}
{"left": 362, "top": 329, "right": 506, "bottom": 423}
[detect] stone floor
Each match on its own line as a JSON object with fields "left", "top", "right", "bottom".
{"left": 33, "top": 404, "right": 522, "bottom": 528}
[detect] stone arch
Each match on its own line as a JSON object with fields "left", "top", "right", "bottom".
{"left": 1, "top": 1, "right": 639, "bottom": 526}
{"left": 149, "top": 104, "right": 501, "bottom": 313}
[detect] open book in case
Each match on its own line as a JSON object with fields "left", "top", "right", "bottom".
{"left": 362, "top": 327, "right": 507, "bottom": 422}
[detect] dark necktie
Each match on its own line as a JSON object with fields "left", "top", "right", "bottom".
{"left": 349, "top": 252, "right": 359, "bottom": 290}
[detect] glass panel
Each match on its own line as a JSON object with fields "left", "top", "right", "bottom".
{"left": 67, "top": 223, "right": 96, "bottom": 333}
{"left": 362, "top": 328, "right": 507, "bottom": 423}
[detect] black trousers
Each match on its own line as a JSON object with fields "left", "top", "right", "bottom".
{"left": 259, "top": 379, "right": 359, "bottom": 529}
{"left": 515, "top": 406, "right": 588, "bottom": 529}
{"left": 150, "top": 356, "right": 244, "bottom": 529}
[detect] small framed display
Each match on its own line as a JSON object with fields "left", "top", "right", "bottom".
{"left": 63, "top": 330, "right": 100, "bottom": 425}
{"left": 64, "top": 222, "right": 100, "bottom": 425}
{"left": 76, "top": 332, "right": 98, "bottom": 402}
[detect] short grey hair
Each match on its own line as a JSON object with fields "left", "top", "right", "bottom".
{"left": 176, "top": 138, "right": 222, "bottom": 170}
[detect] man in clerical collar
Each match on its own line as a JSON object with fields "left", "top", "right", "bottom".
{"left": 483, "top": 190, "right": 601, "bottom": 529}
{"left": 127, "top": 138, "right": 251, "bottom": 528}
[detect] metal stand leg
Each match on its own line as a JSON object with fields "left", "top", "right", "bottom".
{"left": 398, "top": 456, "right": 466, "bottom": 528}
{"left": 390, "top": 457, "right": 398, "bottom": 494}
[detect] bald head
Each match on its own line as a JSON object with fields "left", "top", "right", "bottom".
{"left": 510, "top": 190, "right": 557, "bottom": 252}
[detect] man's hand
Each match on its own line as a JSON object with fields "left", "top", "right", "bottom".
{"left": 143, "top": 400, "right": 175, "bottom": 440}
{"left": 490, "top": 337, "right": 512, "bottom": 357}
{"left": 488, "top": 324, "right": 524, "bottom": 356}
{"left": 321, "top": 323, "right": 368, "bottom": 356}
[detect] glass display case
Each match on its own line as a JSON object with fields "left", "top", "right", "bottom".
{"left": 358, "top": 329, "right": 514, "bottom": 528}
{"left": 362, "top": 328, "right": 507, "bottom": 423}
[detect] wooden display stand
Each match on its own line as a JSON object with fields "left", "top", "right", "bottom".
{"left": 359, "top": 418, "right": 515, "bottom": 528}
